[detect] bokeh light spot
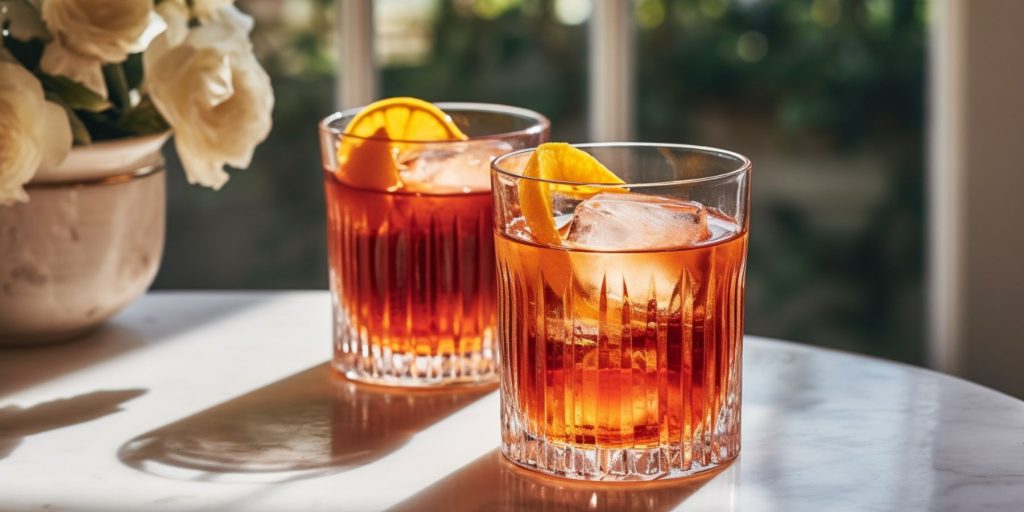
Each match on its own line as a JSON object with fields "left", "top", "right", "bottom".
{"left": 699, "top": 0, "right": 728, "bottom": 19}
{"left": 555, "top": 0, "right": 592, "bottom": 25}
{"left": 635, "top": 0, "right": 666, "bottom": 29}
{"left": 472, "top": 0, "right": 519, "bottom": 20}
{"left": 811, "top": 0, "right": 841, "bottom": 27}
{"left": 737, "top": 30, "right": 768, "bottom": 62}
{"left": 864, "top": 0, "right": 893, "bottom": 36}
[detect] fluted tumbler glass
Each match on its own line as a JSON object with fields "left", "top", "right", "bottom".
{"left": 491, "top": 143, "right": 751, "bottom": 480}
{"left": 319, "top": 103, "right": 549, "bottom": 387}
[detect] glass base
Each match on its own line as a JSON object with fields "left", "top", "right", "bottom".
{"left": 333, "top": 351, "right": 497, "bottom": 388}
{"left": 501, "top": 432, "right": 739, "bottom": 482}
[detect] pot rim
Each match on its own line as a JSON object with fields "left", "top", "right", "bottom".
{"left": 31, "top": 131, "right": 171, "bottom": 185}
{"left": 25, "top": 164, "right": 165, "bottom": 189}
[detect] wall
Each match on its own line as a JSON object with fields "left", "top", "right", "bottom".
{"left": 932, "top": 0, "right": 1024, "bottom": 397}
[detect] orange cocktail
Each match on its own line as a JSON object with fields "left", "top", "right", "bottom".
{"left": 491, "top": 143, "right": 751, "bottom": 480}
{"left": 319, "top": 99, "right": 548, "bottom": 387}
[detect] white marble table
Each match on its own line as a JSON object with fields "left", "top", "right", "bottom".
{"left": 1, "top": 291, "right": 1023, "bottom": 511}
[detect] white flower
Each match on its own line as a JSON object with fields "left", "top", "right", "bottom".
{"left": 144, "top": 3, "right": 273, "bottom": 189}
{"left": 0, "top": 61, "right": 73, "bottom": 205}
{"left": 39, "top": 0, "right": 165, "bottom": 96}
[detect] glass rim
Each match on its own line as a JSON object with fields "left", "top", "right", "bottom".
{"left": 319, "top": 102, "right": 551, "bottom": 144}
{"left": 491, "top": 142, "right": 752, "bottom": 188}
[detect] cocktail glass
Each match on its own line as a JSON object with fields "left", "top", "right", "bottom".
{"left": 319, "top": 103, "right": 549, "bottom": 387}
{"left": 491, "top": 143, "right": 751, "bottom": 480}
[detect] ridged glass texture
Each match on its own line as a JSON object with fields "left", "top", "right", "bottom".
{"left": 491, "top": 143, "right": 750, "bottom": 480}
{"left": 325, "top": 173, "right": 497, "bottom": 386}
{"left": 496, "top": 229, "right": 747, "bottom": 481}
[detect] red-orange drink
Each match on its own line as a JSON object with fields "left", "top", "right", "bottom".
{"left": 324, "top": 175, "right": 496, "bottom": 381}
{"left": 496, "top": 215, "right": 746, "bottom": 447}
{"left": 492, "top": 143, "right": 751, "bottom": 480}
{"left": 319, "top": 100, "right": 548, "bottom": 386}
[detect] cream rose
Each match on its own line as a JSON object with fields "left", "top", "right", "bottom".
{"left": 0, "top": 61, "right": 73, "bottom": 205}
{"left": 40, "top": 0, "right": 165, "bottom": 96}
{"left": 144, "top": 3, "right": 273, "bottom": 189}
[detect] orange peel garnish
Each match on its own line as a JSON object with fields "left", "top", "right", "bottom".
{"left": 517, "top": 143, "right": 626, "bottom": 246}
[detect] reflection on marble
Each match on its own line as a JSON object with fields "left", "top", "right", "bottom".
{"left": 389, "top": 449, "right": 736, "bottom": 512}
{"left": 118, "top": 364, "right": 492, "bottom": 483}
{"left": 391, "top": 341, "right": 1024, "bottom": 511}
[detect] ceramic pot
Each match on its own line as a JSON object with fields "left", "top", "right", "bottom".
{"left": 0, "top": 133, "right": 169, "bottom": 345}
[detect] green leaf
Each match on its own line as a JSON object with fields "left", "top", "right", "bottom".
{"left": 40, "top": 75, "right": 112, "bottom": 113}
{"left": 65, "top": 108, "right": 92, "bottom": 145}
{"left": 103, "top": 63, "right": 130, "bottom": 111}
{"left": 77, "top": 110, "right": 131, "bottom": 142}
{"left": 118, "top": 96, "right": 170, "bottom": 136}
{"left": 45, "top": 91, "right": 92, "bottom": 145}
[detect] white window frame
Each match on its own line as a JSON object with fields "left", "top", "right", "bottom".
{"left": 336, "top": 0, "right": 376, "bottom": 110}
{"left": 927, "top": 0, "right": 965, "bottom": 373}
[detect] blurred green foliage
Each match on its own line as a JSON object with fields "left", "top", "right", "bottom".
{"left": 631, "top": 0, "right": 925, "bottom": 362}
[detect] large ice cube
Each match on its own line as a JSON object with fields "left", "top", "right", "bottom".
{"left": 564, "top": 192, "right": 712, "bottom": 250}
{"left": 399, "top": 140, "right": 513, "bottom": 193}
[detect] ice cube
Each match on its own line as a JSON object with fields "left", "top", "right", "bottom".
{"left": 399, "top": 140, "right": 513, "bottom": 193}
{"left": 564, "top": 192, "right": 712, "bottom": 250}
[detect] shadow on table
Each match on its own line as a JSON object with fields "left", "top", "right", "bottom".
{"left": 118, "top": 363, "right": 494, "bottom": 483}
{"left": 0, "top": 389, "right": 146, "bottom": 460}
{"left": 389, "top": 450, "right": 732, "bottom": 512}
{"left": 0, "top": 325, "right": 146, "bottom": 399}
{"left": 0, "top": 294, "right": 268, "bottom": 398}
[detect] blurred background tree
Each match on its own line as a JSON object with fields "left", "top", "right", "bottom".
{"left": 155, "top": 0, "right": 925, "bottom": 364}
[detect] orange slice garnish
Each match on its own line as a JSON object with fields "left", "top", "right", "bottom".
{"left": 517, "top": 143, "right": 626, "bottom": 246}
{"left": 336, "top": 97, "right": 469, "bottom": 191}
{"left": 344, "top": 97, "right": 468, "bottom": 141}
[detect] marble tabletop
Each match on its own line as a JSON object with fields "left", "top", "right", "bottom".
{"left": 1, "top": 291, "right": 1023, "bottom": 511}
